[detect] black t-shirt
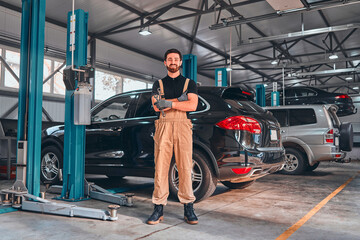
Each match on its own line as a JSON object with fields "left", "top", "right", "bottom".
{"left": 151, "top": 74, "right": 198, "bottom": 99}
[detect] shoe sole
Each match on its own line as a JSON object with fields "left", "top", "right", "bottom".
{"left": 147, "top": 216, "right": 164, "bottom": 225}
{"left": 184, "top": 216, "right": 198, "bottom": 225}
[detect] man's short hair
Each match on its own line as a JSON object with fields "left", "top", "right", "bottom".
{"left": 164, "top": 49, "right": 182, "bottom": 61}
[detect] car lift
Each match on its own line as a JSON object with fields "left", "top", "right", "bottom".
{"left": 0, "top": 0, "right": 133, "bottom": 221}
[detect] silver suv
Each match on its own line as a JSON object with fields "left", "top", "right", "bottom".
{"left": 264, "top": 105, "right": 353, "bottom": 174}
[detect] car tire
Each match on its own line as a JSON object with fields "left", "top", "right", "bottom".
{"left": 168, "top": 150, "right": 217, "bottom": 202}
{"left": 41, "top": 145, "right": 63, "bottom": 185}
{"left": 339, "top": 122, "right": 353, "bottom": 151}
{"left": 221, "top": 180, "right": 255, "bottom": 189}
{"left": 281, "top": 148, "right": 308, "bottom": 175}
{"left": 306, "top": 162, "right": 320, "bottom": 172}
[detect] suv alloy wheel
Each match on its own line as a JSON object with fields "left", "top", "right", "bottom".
{"left": 282, "top": 148, "right": 308, "bottom": 175}
{"left": 41, "top": 145, "right": 62, "bottom": 184}
{"left": 168, "top": 150, "right": 217, "bottom": 202}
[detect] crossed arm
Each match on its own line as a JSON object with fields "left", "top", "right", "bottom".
{"left": 151, "top": 93, "right": 198, "bottom": 112}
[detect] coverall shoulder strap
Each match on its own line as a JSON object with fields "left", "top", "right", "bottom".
{"left": 158, "top": 79, "right": 165, "bottom": 99}
{"left": 183, "top": 78, "right": 190, "bottom": 93}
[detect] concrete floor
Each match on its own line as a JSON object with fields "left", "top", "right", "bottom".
{"left": 0, "top": 161, "right": 359, "bottom": 240}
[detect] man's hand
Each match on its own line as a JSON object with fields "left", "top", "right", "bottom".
{"left": 155, "top": 99, "right": 173, "bottom": 110}
{"left": 177, "top": 91, "right": 188, "bottom": 102}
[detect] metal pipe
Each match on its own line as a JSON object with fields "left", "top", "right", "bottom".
{"left": 229, "top": 26, "right": 232, "bottom": 86}
{"left": 71, "top": 0, "right": 85, "bottom": 73}
{"left": 209, "top": 0, "right": 360, "bottom": 30}
{"left": 282, "top": 67, "right": 285, "bottom": 106}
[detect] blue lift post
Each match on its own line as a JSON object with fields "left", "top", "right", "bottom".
{"left": 17, "top": 0, "right": 46, "bottom": 197}
{"left": 183, "top": 54, "right": 197, "bottom": 83}
{"left": 61, "top": 10, "right": 88, "bottom": 201}
{"left": 256, "top": 84, "right": 266, "bottom": 107}
{"left": 271, "top": 92, "right": 280, "bottom": 106}
{"left": 215, "top": 68, "right": 227, "bottom": 87}
{"left": 271, "top": 82, "right": 280, "bottom": 106}
{"left": 0, "top": 5, "right": 130, "bottom": 221}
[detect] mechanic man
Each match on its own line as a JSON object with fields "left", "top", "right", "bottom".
{"left": 147, "top": 49, "right": 199, "bottom": 225}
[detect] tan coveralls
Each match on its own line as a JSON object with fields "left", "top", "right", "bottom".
{"left": 152, "top": 78, "right": 196, "bottom": 205}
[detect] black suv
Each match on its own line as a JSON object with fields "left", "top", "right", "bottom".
{"left": 266, "top": 86, "right": 357, "bottom": 116}
{"left": 41, "top": 86, "right": 285, "bottom": 202}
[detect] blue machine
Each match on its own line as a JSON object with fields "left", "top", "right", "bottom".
{"left": 256, "top": 84, "right": 266, "bottom": 107}
{"left": 183, "top": 54, "right": 197, "bottom": 83}
{"left": 215, "top": 68, "right": 227, "bottom": 87}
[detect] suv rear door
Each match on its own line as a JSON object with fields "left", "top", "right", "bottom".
{"left": 267, "top": 109, "right": 289, "bottom": 140}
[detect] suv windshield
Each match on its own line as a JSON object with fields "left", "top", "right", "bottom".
{"left": 225, "top": 99, "right": 265, "bottom": 113}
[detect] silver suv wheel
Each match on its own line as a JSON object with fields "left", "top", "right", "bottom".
{"left": 284, "top": 153, "right": 299, "bottom": 172}
{"left": 41, "top": 152, "right": 60, "bottom": 181}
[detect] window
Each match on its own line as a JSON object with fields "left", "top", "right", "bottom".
{"left": 53, "top": 61, "right": 66, "bottom": 95}
{"left": 289, "top": 109, "right": 316, "bottom": 126}
{"left": 294, "top": 88, "right": 317, "bottom": 97}
{"left": 135, "top": 92, "right": 156, "bottom": 118}
{"left": 4, "top": 50, "right": 20, "bottom": 88}
{"left": 95, "top": 70, "right": 122, "bottom": 101}
{"left": 123, "top": 78, "right": 146, "bottom": 93}
{"left": 225, "top": 99, "right": 265, "bottom": 113}
{"left": 195, "top": 97, "right": 207, "bottom": 112}
{"left": 269, "top": 110, "right": 287, "bottom": 127}
{"left": 284, "top": 89, "right": 294, "bottom": 98}
{"left": 92, "top": 94, "right": 136, "bottom": 122}
{"left": 43, "top": 59, "right": 52, "bottom": 93}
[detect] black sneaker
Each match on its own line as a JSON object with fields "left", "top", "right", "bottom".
{"left": 147, "top": 204, "right": 164, "bottom": 225}
{"left": 184, "top": 203, "right": 198, "bottom": 224}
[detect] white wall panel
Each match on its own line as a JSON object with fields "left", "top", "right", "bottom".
{"left": 42, "top": 100, "right": 65, "bottom": 122}
{"left": 0, "top": 95, "right": 18, "bottom": 118}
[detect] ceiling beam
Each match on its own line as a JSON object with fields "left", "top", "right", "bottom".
{"left": 107, "top": 0, "right": 276, "bottom": 81}
{"left": 318, "top": 10, "right": 354, "bottom": 67}
{"left": 209, "top": 0, "right": 360, "bottom": 30}
{"left": 189, "top": 0, "right": 206, "bottom": 54}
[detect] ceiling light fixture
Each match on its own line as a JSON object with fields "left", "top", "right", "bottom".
{"left": 139, "top": 26, "right": 152, "bottom": 36}
{"left": 353, "top": 86, "right": 359, "bottom": 90}
{"left": 329, "top": 53, "right": 338, "bottom": 60}
{"left": 226, "top": 67, "right": 232, "bottom": 72}
{"left": 271, "top": 59, "right": 279, "bottom": 65}
{"left": 345, "top": 76, "right": 353, "bottom": 80}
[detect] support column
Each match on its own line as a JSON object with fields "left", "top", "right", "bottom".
{"left": 215, "top": 68, "right": 227, "bottom": 87}
{"left": 61, "top": 9, "right": 88, "bottom": 200}
{"left": 256, "top": 84, "right": 266, "bottom": 107}
{"left": 183, "top": 54, "right": 197, "bottom": 83}
{"left": 90, "top": 38, "right": 96, "bottom": 107}
{"left": 17, "top": 0, "right": 46, "bottom": 196}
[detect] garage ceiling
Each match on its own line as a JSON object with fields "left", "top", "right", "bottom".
{"left": 0, "top": 0, "right": 360, "bottom": 93}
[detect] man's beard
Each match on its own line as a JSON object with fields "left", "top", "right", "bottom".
{"left": 167, "top": 64, "right": 180, "bottom": 73}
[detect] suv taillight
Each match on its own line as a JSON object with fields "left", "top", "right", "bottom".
{"left": 325, "top": 129, "right": 334, "bottom": 143}
{"left": 335, "top": 94, "right": 350, "bottom": 99}
{"left": 216, "top": 116, "right": 261, "bottom": 134}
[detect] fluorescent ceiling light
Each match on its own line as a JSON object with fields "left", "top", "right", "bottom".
{"left": 353, "top": 86, "right": 359, "bottom": 90}
{"left": 264, "top": 84, "right": 268, "bottom": 87}
{"left": 139, "top": 27, "right": 152, "bottom": 36}
{"left": 345, "top": 76, "right": 353, "bottom": 80}
{"left": 226, "top": 67, "right": 232, "bottom": 71}
{"left": 329, "top": 54, "right": 338, "bottom": 60}
{"left": 271, "top": 59, "right": 279, "bottom": 65}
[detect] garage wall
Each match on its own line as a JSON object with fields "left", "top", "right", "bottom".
{"left": 0, "top": 94, "right": 65, "bottom": 122}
